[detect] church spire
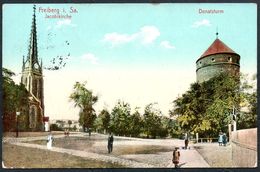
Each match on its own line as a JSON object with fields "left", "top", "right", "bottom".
{"left": 27, "top": 5, "right": 39, "bottom": 68}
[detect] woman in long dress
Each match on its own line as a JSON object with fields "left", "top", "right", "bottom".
{"left": 47, "top": 132, "right": 53, "bottom": 150}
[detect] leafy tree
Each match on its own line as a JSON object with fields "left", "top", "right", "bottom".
{"left": 50, "top": 123, "right": 62, "bottom": 131}
{"left": 72, "top": 125, "right": 77, "bottom": 131}
{"left": 167, "top": 118, "right": 181, "bottom": 138}
{"left": 93, "top": 116, "right": 103, "bottom": 133}
{"left": 2, "top": 68, "right": 30, "bottom": 131}
{"left": 98, "top": 109, "right": 111, "bottom": 134}
{"left": 170, "top": 73, "right": 256, "bottom": 138}
{"left": 237, "top": 74, "right": 257, "bottom": 129}
{"left": 110, "top": 101, "right": 131, "bottom": 136}
{"left": 143, "top": 103, "right": 162, "bottom": 138}
{"left": 69, "top": 81, "right": 98, "bottom": 136}
{"left": 56, "top": 120, "right": 65, "bottom": 129}
{"left": 159, "top": 116, "right": 171, "bottom": 138}
{"left": 129, "top": 108, "right": 143, "bottom": 137}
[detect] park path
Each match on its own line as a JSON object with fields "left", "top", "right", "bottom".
{"left": 4, "top": 133, "right": 210, "bottom": 168}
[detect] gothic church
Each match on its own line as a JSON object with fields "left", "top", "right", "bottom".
{"left": 21, "top": 5, "right": 44, "bottom": 131}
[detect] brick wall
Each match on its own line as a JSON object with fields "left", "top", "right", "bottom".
{"left": 231, "top": 128, "right": 257, "bottom": 167}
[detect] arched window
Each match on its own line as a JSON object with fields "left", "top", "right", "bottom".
{"left": 228, "top": 57, "right": 232, "bottom": 62}
{"left": 29, "top": 105, "right": 37, "bottom": 128}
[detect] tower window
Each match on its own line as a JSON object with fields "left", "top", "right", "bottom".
{"left": 211, "top": 58, "right": 215, "bottom": 62}
{"left": 228, "top": 57, "right": 232, "bottom": 62}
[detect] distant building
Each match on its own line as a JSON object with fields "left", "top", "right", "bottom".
{"left": 50, "top": 119, "right": 80, "bottom": 131}
{"left": 196, "top": 33, "right": 240, "bottom": 83}
{"left": 21, "top": 5, "right": 45, "bottom": 131}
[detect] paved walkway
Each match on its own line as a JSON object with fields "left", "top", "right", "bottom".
{"left": 4, "top": 133, "right": 210, "bottom": 168}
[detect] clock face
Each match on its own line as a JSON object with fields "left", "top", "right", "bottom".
{"left": 34, "top": 63, "right": 39, "bottom": 69}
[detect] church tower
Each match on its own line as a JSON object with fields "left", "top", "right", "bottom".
{"left": 21, "top": 5, "right": 44, "bottom": 131}
{"left": 196, "top": 33, "right": 240, "bottom": 83}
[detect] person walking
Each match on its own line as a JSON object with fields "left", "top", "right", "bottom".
{"left": 110, "top": 134, "right": 114, "bottom": 153}
{"left": 107, "top": 133, "right": 114, "bottom": 153}
{"left": 47, "top": 131, "right": 53, "bottom": 150}
{"left": 172, "top": 147, "right": 180, "bottom": 168}
{"left": 107, "top": 134, "right": 111, "bottom": 153}
{"left": 222, "top": 133, "right": 227, "bottom": 146}
{"left": 218, "top": 132, "right": 223, "bottom": 146}
{"left": 184, "top": 133, "right": 189, "bottom": 149}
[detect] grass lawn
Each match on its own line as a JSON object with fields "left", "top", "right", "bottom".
{"left": 2, "top": 143, "right": 124, "bottom": 168}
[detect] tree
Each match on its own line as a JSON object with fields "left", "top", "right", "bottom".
{"left": 56, "top": 120, "right": 65, "bottom": 129}
{"left": 72, "top": 125, "right": 77, "bottom": 131}
{"left": 2, "top": 68, "right": 30, "bottom": 131}
{"left": 98, "top": 109, "right": 111, "bottom": 134}
{"left": 237, "top": 73, "right": 257, "bottom": 129}
{"left": 129, "top": 108, "right": 143, "bottom": 137}
{"left": 159, "top": 116, "right": 171, "bottom": 138}
{"left": 69, "top": 81, "right": 98, "bottom": 136}
{"left": 170, "top": 73, "right": 256, "bottom": 138}
{"left": 143, "top": 103, "right": 162, "bottom": 138}
{"left": 110, "top": 101, "right": 131, "bottom": 136}
{"left": 93, "top": 116, "right": 103, "bottom": 133}
{"left": 50, "top": 123, "right": 62, "bottom": 131}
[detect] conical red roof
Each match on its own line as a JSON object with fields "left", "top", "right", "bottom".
{"left": 198, "top": 38, "right": 237, "bottom": 61}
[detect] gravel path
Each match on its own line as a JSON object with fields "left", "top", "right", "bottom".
{"left": 4, "top": 133, "right": 210, "bottom": 168}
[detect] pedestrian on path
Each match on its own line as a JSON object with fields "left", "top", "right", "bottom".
{"left": 218, "top": 132, "right": 223, "bottom": 146}
{"left": 47, "top": 131, "right": 53, "bottom": 150}
{"left": 172, "top": 147, "right": 180, "bottom": 168}
{"left": 184, "top": 133, "right": 189, "bottom": 149}
{"left": 222, "top": 133, "right": 227, "bottom": 146}
{"left": 107, "top": 133, "right": 114, "bottom": 153}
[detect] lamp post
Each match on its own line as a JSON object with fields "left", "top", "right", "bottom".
{"left": 16, "top": 112, "right": 20, "bottom": 137}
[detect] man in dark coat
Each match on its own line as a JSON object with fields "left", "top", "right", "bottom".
{"left": 110, "top": 134, "right": 114, "bottom": 152}
{"left": 107, "top": 133, "right": 114, "bottom": 153}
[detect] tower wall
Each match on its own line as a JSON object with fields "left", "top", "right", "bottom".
{"left": 196, "top": 53, "right": 240, "bottom": 83}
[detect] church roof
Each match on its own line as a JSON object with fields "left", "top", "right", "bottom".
{"left": 198, "top": 38, "right": 238, "bottom": 61}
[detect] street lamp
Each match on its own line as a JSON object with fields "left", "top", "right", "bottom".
{"left": 16, "top": 112, "right": 20, "bottom": 137}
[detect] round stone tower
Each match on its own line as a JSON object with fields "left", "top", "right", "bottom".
{"left": 196, "top": 37, "right": 240, "bottom": 83}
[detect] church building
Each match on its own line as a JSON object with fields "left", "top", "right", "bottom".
{"left": 196, "top": 33, "right": 240, "bottom": 83}
{"left": 21, "top": 5, "right": 45, "bottom": 131}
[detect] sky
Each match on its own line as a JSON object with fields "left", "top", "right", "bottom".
{"left": 2, "top": 3, "right": 257, "bottom": 120}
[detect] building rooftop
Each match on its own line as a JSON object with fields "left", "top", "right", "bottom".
{"left": 198, "top": 38, "right": 238, "bottom": 61}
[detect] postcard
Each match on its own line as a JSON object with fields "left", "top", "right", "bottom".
{"left": 2, "top": 2, "right": 257, "bottom": 168}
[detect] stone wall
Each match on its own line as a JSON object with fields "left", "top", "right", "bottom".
{"left": 231, "top": 128, "right": 257, "bottom": 167}
{"left": 196, "top": 53, "right": 240, "bottom": 83}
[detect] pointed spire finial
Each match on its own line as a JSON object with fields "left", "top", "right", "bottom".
{"left": 27, "top": 4, "right": 39, "bottom": 69}
{"left": 216, "top": 27, "right": 219, "bottom": 39}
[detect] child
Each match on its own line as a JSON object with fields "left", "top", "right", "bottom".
{"left": 172, "top": 147, "right": 180, "bottom": 168}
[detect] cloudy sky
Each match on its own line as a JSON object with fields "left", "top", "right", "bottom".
{"left": 3, "top": 3, "right": 257, "bottom": 120}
